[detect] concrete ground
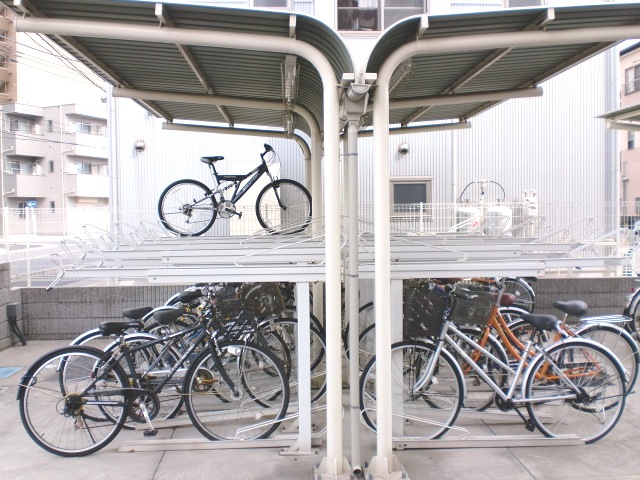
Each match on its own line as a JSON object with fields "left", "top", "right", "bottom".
{"left": 1, "top": 340, "right": 640, "bottom": 480}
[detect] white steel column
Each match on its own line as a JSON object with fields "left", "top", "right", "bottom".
{"left": 15, "top": 16, "right": 347, "bottom": 477}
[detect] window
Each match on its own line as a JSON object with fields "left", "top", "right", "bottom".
{"left": 630, "top": 131, "right": 636, "bottom": 151}
{"left": 76, "top": 162, "right": 92, "bottom": 174}
{"left": 253, "top": 0, "right": 288, "bottom": 6}
{"left": 8, "top": 161, "right": 20, "bottom": 174}
{"left": 18, "top": 200, "right": 36, "bottom": 219}
{"left": 390, "top": 177, "right": 432, "bottom": 214}
{"left": 75, "top": 122, "right": 92, "bottom": 134}
{"left": 9, "top": 118, "right": 37, "bottom": 134}
{"left": 625, "top": 65, "right": 640, "bottom": 94}
{"left": 48, "top": 160, "right": 54, "bottom": 173}
{"left": 338, "top": 0, "right": 426, "bottom": 32}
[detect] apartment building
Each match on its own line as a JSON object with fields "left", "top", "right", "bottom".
{"left": 619, "top": 42, "right": 640, "bottom": 227}
{"left": 0, "top": 102, "right": 108, "bottom": 234}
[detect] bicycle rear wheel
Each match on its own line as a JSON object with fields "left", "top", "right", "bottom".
{"left": 158, "top": 179, "right": 217, "bottom": 236}
{"left": 184, "top": 341, "right": 289, "bottom": 440}
{"left": 255, "top": 179, "right": 311, "bottom": 234}
{"left": 359, "top": 340, "right": 463, "bottom": 440}
{"left": 262, "top": 317, "right": 327, "bottom": 403}
{"left": 504, "top": 277, "right": 535, "bottom": 313}
{"left": 18, "top": 346, "right": 128, "bottom": 457}
{"left": 574, "top": 323, "right": 639, "bottom": 393}
{"left": 525, "top": 339, "right": 626, "bottom": 444}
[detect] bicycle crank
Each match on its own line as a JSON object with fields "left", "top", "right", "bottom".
{"left": 218, "top": 201, "right": 242, "bottom": 219}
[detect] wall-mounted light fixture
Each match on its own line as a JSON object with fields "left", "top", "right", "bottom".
{"left": 398, "top": 142, "right": 409, "bottom": 154}
{"left": 134, "top": 140, "right": 146, "bottom": 152}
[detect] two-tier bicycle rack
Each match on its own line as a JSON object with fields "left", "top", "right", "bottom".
{"left": 37, "top": 215, "right": 636, "bottom": 454}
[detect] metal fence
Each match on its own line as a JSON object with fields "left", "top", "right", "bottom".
{"left": 0, "top": 201, "right": 635, "bottom": 288}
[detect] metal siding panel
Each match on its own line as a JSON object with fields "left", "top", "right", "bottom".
{"left": 114, "top": 98, "right": 306, "bottom": 236}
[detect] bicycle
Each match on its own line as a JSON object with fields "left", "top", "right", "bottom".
{"left": 359, "top": 284, "right": 628, "bottom": 444}
{"left": 158, "top": 143, "right": 312, "bottom": 236}
{"left": 17, "top": 301, "right": 290, "bottom": 456}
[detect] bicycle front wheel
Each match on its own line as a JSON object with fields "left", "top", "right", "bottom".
{"left": 158, "top": 179, "right": 217, "bottom": 236}
{"left": 184, "top": 341, "right": 290, "bottom": 440}
{"left": 18, "top": 346, "right": 129, "bottom": 457}
{"left": 360, "top": 340, "right": 463, "bottom": 440}
{"left": 525, "top": 339, "right": 626, "bottom": 444}
{"left": 255, "top": 179, "right": 311, "bottom": 234}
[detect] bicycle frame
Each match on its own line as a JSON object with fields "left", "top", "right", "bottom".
{"left": 209, "top": 160, "right": 271, "bottom": 205}
{"left": 415, "top": 318, "right": 599, "bottom": 407}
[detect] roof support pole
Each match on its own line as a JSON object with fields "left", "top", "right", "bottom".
{"left": 366, "top": 22, "right": 640, "bottom": 479}
{"left": 16, "top": 16, "right": 347, "bottom": 476}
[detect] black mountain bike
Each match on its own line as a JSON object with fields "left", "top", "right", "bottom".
{"left": 158, "top": 144, "right": 312, "bottom": 236}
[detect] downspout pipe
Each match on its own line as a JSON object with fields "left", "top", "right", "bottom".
{"left": 367, "top": 22, "right": 640, "bottom": 477}
{"left": 17, "top": 16, "right": 346, "bottom": 476}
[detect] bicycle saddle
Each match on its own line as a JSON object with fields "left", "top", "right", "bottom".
{"left": 153, "top": 307, "right": 186, "bottom": 325}
{"left": 553, "top": 300, "right": 588, "bottom": 318}
{"left": 201, "top": 156, "right": 224, "bottom": 164}
{"left": 98, "top": 320, "right": 143, "bottom": 336}
{"left": 521, "top": 313, "right": 560, "bottom": 332}
{"left": 122, "top": 306, "right": 153, "bottom": 320}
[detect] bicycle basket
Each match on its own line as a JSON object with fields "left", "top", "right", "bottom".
{"left": 212, "top": 297, "right": 258, "bottom": 341}
{"left": 449, "top": 285, "right": 494, "bottom": 326}
{"left": 403, "top": 284, "right": 448, "bottom": 338}
{"left": 239, "top": 282, "right": 286, "bottom": 318}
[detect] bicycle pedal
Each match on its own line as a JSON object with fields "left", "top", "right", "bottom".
{"left": 143, "top": 429, "right": 158, "bottom": 437}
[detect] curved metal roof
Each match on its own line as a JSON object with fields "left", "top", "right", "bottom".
{"left": 365, "top": 3, "right": 640, "bottom": 127}
{"left": 8, "top": 0, "right": 354, "bottom": 136}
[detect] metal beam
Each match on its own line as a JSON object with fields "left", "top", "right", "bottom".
{"left": 154, "top": 3, "right": 234, "bottom": 126}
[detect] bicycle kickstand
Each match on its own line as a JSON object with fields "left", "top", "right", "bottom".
{"left": 140, "top": 403, "right": 158, "bottom": 437}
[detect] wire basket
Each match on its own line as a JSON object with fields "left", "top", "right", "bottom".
{"left": 403, "top": 284, "right": 449, "bottom": 338}
{"left": 449, "top": 285, "right": 494, "bottom": 326}
{"left": 239, "top": 282, "right": 286, "bottom": 318}
{"left": 211, "top": 297, "right": 259, "bottom": 342}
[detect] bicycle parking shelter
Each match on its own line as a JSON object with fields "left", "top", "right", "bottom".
{"left": 9, "top": 1, "right": 640, "bottom": 479}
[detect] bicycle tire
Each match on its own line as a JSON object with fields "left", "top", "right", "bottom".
{"left": 359, "top": 340, "right": 463, "bottom": 440}
{"left": 183, "top": 341, "right": 290, "bottom": 441}
{"left": 343, "top": 301, "right": 375, "bottom": 358}
{"left": 524, "top": 339, "right": 626, "bottom": 444}
{"left": 255, "top": 179, "right": 311, "bottom": 234}
{"left": 503, "top": 277, "right": 536, "bottom": 313}
{"left": 158, "top": 179, "right": 217, "bottom": 236}
{"left": 261, "top": 317, "right": 327, "bottom": 403}
{"left": 574, "top": 322, "right": 639, "bottom": 393}
{"left": 18, "top": 346, "right": 129, "bottom": 457}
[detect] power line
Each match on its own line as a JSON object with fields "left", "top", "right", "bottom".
{"left": 2, "top": 130, "right": 108, "bottom": 149}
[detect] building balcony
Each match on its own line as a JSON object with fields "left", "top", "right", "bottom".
{"left": 64, "top": 173, "right": 109, "bottom": 198}
{"left": 3, "top": 174, "right": 49, "bottom": 198}
{"left": 62, "top": 132, "right": 107, "bottom": 159}
{"left": 4, "top": 135, "right": 48, "bottom": 158}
